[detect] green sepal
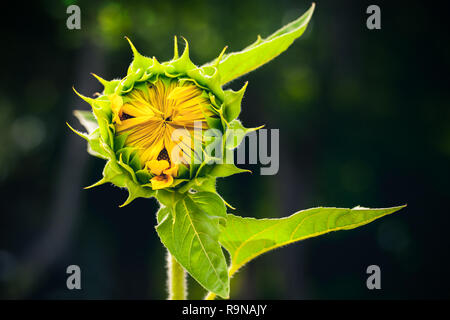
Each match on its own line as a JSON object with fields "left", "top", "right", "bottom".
{"left": 225, "top": 119, "right": 264, "bottom": 150}
{"left": 136, "top": 169, "right": 152, "bottom": 185}
{"left": 91, "top": 74, "right": 120, "bottom": 95}
{"left": 208, "top": 164, "right": 251, "bottom": 178}
{"left": 114, "top": 132, "right": 129, "bottom": 151}
{"left": 115, "top": 147, "right": 141, "bottom": 172}
{"left": 125, "top": 36, "right": 154, "bottom": 79}
{"left": 222, "top": 82, "right": 248, "bottom": 122}
{"left": 166, "top": 37, "right": 197, "bottom": 75}
{"left": 92, "top": 160, "right": 155, "bottom": 207}
{"left": 120, "top": 181, "right": 155, "bottom": 207}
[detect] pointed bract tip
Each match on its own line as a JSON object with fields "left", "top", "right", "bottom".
{"left": 239, "top": 81, "right": 249, "bottom": 92}
{"left": 180, "top": 36, "right": 190, "bottom": 58}
{"left": 90, "top": 73, "right": 109, "bottom": 86}
{"left": 252, "top": 124, "right": 266, "bottom": 131}
{"left": 307, "top": 3, "right": 316, "bottom": 17}
{"left": 173, "top": 35, "right": 179, "bottom": 59}
{"left": 223, "top": 199, "right": 236, "bottom": 210}
{"left": 214, "top": 46, "right": 228, "bottom": 67}
{"left": 66, "top": 122, "right": 88, "bottom": 140}
{"left": 84, "top": 178, "right": 107, "bottom": 189}
{"left": 119, "top": 193, "right": 135, "bottom": 207}
{"left": 73, "top": 86, "right": 94, "bottom": 104}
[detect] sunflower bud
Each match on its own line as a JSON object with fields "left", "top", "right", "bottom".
{"left": 70, "top": 37, "right": 251, "bottom": 206}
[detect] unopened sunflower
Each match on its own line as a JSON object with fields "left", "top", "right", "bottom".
{"left": 69, "top": 33, "right": 257, "bottom": 206}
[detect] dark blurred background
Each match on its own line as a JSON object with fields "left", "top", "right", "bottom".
{"left": 0, "top": 0, "right": 448, "bottom": 299}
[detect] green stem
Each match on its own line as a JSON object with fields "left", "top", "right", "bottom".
{"left": 167, "top": 251, "right": 187, "bottom": 300}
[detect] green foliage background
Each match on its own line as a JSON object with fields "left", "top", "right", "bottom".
{"left": 0, "top": 0, "right": 448, "bottom": 299}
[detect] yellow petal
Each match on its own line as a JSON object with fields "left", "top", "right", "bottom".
{"left": 109, "top": 94, "right": 123, "bottom": 112}
{"left": 113, "top": 80, "right": 213, "bottom": 166}
{"left": 163, "top": 163, "right": 178, "bottom": 177}
{"left": 109, "top": 94, "right": 124, "bottom": 124}
{"left": 150, "top": 174, "right": 174, "bottom": 190}
{"left": 146, "top": 159, "right": 170, "bottom": 176}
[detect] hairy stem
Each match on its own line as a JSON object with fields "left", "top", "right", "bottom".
{"left": 167, "top": 251, "right": 187, "bottom": 300}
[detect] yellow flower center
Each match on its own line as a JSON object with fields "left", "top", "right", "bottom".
{"left": 112, "top": 79, "right": 214, "bottom": 189}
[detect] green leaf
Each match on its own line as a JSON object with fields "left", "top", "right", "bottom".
{"left": 206, "top": 3, "right": 315, "bottom": 85}
{"left": 209, "top": 164, "right": 250, "bottom": 178}
{"left": 156, "top": 192, "right": 230, "bottom": 298}
{"left": 73, "top": 110, "right": 98, "bottom": 134}
{"left": 220, "top": 205, "right": 406, "bottom": 276}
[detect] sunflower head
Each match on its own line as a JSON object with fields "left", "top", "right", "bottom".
{"left": 69, "top": 37, "right": 250, "bottom": 206}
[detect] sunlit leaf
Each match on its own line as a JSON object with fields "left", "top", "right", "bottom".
{"left": 205, "top": 3, "right": 315, "bottom": 85}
